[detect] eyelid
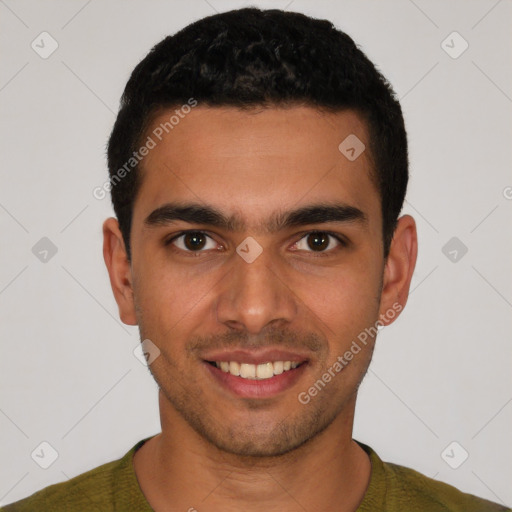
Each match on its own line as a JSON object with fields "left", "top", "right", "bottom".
{"left": 165, "top": 230, "right": 220, "bottom": 251}
{"left": 164, "top": 229, "right": 348, "bottom": 253}
{"left": 291, "top": 230, "right": 348, "bottom": 252}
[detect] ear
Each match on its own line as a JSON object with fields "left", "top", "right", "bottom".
{"left": 103, "top": 217, "right": 137, "bottom": 326}
{"left": 378, "top": 215, "right": 418, "bottom": 326}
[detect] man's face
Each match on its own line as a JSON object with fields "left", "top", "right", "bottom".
{"left": 127, "top": 106, "right": 390, "bottom": 456}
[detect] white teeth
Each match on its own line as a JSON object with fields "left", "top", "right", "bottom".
{"left": 213, "top": 361, "right": 301, "bottom": 380}
{"left": 273, "top": 361, "right": 284, "bottom": 375}
{"left": 229, "top": 361, "right": 240, "bottom": 376}
{"left": 240, "top": 363, "right": 256, "bottom": 379}
{"left": 256, "top": 362, "right": 274, "bottom": 379}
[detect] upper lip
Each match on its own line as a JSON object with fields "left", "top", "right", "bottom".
{"left": 202, "top": 348, "right": 310, "bottom": 365}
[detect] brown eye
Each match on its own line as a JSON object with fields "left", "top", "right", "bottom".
{"left": 183, "top": 232, "right": 207, "bottom": 250}
{"left": 170, "top": 231, "right": 217, "bottom": 252}
{"left": 293, "top": 232, "right": 342, "bottom": 253}
{"left": 307, "top": 233, "right": 329, "bottom": 251}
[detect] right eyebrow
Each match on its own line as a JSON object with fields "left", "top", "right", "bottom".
{"left": 144, "top": 203, "right": 243, "bottom": 231}
{"left": 143, "top": 201, "right": 367, "bottom": 233}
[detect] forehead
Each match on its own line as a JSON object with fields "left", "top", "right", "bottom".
{"left": 134, "top": 106, "right": 380, "bottom": 228}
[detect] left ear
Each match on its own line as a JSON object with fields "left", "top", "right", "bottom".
{"left": 378, "top": 214, "right": 418, "bottom": 326}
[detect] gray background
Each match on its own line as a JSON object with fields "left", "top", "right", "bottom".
{"left": 1, "top": 0, "right": 511, "bottom": 507}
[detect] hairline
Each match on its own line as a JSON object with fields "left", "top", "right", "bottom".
{"left": 122, "top": 103, "right": 386, "bottom": 259}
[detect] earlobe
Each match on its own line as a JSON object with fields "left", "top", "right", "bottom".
{"left": 378, "top": 215, "right": 418, "bottom": 326}
{"left": 102, "top": 217, "right": 138, "bottom": 326}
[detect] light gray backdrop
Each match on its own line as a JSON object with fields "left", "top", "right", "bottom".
{"left": 1, "top": 0, "right": 511, "bottom": 507}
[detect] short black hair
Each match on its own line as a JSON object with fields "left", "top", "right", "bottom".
{"left": 107, "top": 7, "right": 408, "bottom": 260}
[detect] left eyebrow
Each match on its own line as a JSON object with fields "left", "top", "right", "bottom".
{"left": 144, "top": 202, "right": 367, "bottom": 233}
{"left": 275, "top": 204, "right": 367, "bottom": 231}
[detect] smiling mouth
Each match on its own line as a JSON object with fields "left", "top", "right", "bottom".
{"left": 207, "top": 360, "right": 304, "bottom": 380}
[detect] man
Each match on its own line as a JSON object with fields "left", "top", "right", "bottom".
{"left": 3, "top": 7, "right": 509, "bottom": 512}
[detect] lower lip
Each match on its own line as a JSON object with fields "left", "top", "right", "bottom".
{"left": 204, "top": 362, "right": 307, "bottom": 399}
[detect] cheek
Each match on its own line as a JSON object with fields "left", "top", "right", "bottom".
{"left": 295, "top": 257, "right": 382, "bottom": 336}
{"left": 132, "top": 255, "right": 220, "bottom": 341}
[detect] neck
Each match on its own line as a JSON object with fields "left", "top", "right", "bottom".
{"left": 133, "top": 391, "right": 371, "bottom": 512}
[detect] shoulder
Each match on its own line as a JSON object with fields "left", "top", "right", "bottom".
{"left": 1, "top": 458, "right": 122, "bottom": 511}
{"left": 385, "top": 460, "right": 509, "bottom": 511}
{"left": 1, "top": 440, "right": 149, "bottom": 512}
{"left": 360, "top": 443, "right": 511, "bottom": 512}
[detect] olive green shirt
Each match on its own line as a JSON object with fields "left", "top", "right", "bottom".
{"left": 2, "top": 437, "right": 510, "bottom": 511}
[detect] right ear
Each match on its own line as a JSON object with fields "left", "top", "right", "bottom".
{"left": 102, "top": 217, "right": 137, "bottom": 326}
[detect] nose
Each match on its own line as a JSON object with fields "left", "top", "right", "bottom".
{"left": 215, "top": 248, "right": 298, "bottom": 334}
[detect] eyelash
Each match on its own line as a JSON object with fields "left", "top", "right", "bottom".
{"left": 292, "top": 230, "right": 348, "bottom": 254}
{"left": 164, "top": 230, "right": 348, "bottom": 255}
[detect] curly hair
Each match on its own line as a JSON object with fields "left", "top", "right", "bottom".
{"left": 107, "top": 7, "right": 408, "bottom": 259}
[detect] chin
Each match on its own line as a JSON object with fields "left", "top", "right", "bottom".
{"left": 190, "top": 408, "right": 335, "bottom": 459}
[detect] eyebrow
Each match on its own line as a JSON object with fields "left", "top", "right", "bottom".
{"left": 144, "top": 202, "right": 367, "bottom": 233}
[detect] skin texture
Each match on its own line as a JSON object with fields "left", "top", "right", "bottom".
{"left": 103, "top": 106, "right": 418, "bottom": 511}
